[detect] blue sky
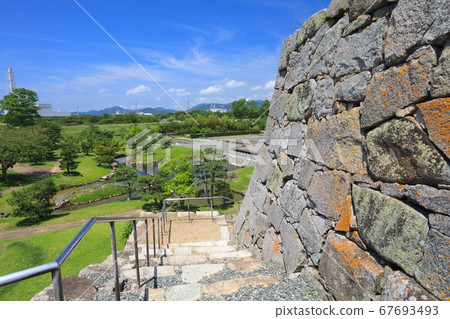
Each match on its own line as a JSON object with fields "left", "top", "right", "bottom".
{"left": 0, "top": 0, "right": 330, "bottom": 112}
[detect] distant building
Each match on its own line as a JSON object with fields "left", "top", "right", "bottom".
{"left": 137, "top": 112, "right": 153, "bottom": 116}
{"left": 210, "top": 104, "right": 227, "bottom": 113}
{"left": 38, "top": 104, "right": 71, "bottom": 117}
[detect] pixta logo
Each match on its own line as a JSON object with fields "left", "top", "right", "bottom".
{"left": 125, "top": 129, "right": 172, "bottom": 174}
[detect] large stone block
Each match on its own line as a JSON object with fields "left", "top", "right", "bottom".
{"left": 280, "top": 220, "right": 307, "bottom": 274}
{"left": 335, "top": 71, "right": 371, "bottom": 102}
{"left": 264, "top": 197, "right": 284, "bottom": 232}
{"left": 296, "top": 208, "right": 323, "bottom": 266}
{"left": 381, "top": 271, "right": 437, "bottom": 301}
{"left": 252, "top": 143, "right": 271, "bottom": 183}
{"left": 32, "top": 276, "right": 97, "bottom": 301}
{"left": 361, "top": 49, "right": 435, "bottom": 128}
{"left": 334, "top": 18, "right": 386, "bottom": 77}
{"left": 293, "top": 158, "right": 318, "bottom": 190}
{"left": 403, "top": 185, "right": 450, "bottom": 215}
{"left": 417, "top": 98, "right": 450, "bottom": 159}
{"left": 279, "top": 180, "right": 306, "bottom": 222}
{"left": 342, "top": 14, "right": 371, "bottom": 37}
{"left": 248, "top": 208, "right": 267, "bottom": 239}
{"left": 366, "top": 118, "right": 450, "bottom": 186}
{"left": 327, "top": 0, "right": 349, "bottom": 19}
{"left": 284, "top": 51, "right": 303, "bottom": 91}
{"left": 286, "top": 80, "right": 315, "bottom": 121}
{"left": 268, "top": 89, "right": 288, "bottom": 125}
{"left": 262, "top": 227, "right": 284, "bottom": 265}
{"left": 286, "top": 123, "right": 307, "bottom": 159}
{"left": 319, "top": 232, "right": 384, "bottom": 300}
{"left": 266, "top": 163, "right": 283, "bottom": 197}
{"left": 251, "top": 181, "right": 268, "bottom": 213}
{"left": 415, "top": 229, "right": 450, "bottom": 300}
{"left": 309, "top": 16, "right": 347, "bottom": 78}
{"left": 309, "top": 170, "right": 352, "bottom": 221}
{"left": 352, "top": 185, "right": 429, "bottom": 276}
{"left": 312, "top": 76, "right": 335, "bottom": 119}
{"left": 429, "top": 214, "right": 449, "bottom": 237}
{"left": 278, "top": 35, "right": 292, "bottom": 71}
{"left": 431, "top": 40, "right": 450, "bottom": 98}
{"left": 296, "top": 9, "right": 328, "bottom": 47}
{"left": 348, "top": 0, "right": 397, "bottom": 22}
{"left": 306, "top": 108, "right": 364, "bottom": 174}
{"left": 277, "top": 152, "right": 294, "bottom": 179}
{"left": 384, "top": 0, "right": 450, "bottom": 66}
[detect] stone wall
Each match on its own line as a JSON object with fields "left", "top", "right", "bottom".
{"left": 231, "top": 0, "right": 449, "bottom": 301}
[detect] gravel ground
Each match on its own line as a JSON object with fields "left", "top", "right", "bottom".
{"left": 88, "top": 259, "right": 320, "bottom": 301}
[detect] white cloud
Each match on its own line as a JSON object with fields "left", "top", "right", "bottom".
{"left": 168, "top": 88, "right": 191, "bottom": 97}
{"left": 199, "top": 85, "right": 223, "bottom": 95}
{"left": 126, "top": 85, "right": 151, "bottom": 95}
{"left": 264, "top": 80, "right": 275, "bottom": 90}
{"left": 251, "top": 85, "right": 263, "bottom": 91}
{"left": 224, "top": 79, "right": 246, "bottom": 89}
{"left": 97, "top": 88, "right": 108, "bottom": 94}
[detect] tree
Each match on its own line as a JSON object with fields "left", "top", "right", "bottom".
{"left": 59, "top": 138, "right": 79, "bottom": 174}
{"left": 93, "top": 140, "right": 119, "bottom": 167}
{"left": 38, "top": 120, "right": 62, "bottom": 150}
{"left": 8, "top": 179, "right": 57, "bottom": 223}
{"left": 0, "top": 88, "right": 40, "bottom": 126}
{"left": 231, "top": 99, "right": 248, "bottom": 118}
{"left": 195, "top": 148, "right": 229, "bottom": 208}
{"left": 114, "top": 166, "right": 137, "bottom": 200}
{"left": 159, "top": 157, "right": 196, "bottom": 198}
{"left": 22, "top": 127, "right": 54, "bottom": 164}
{"left": 136, "top": 172, "right": 169, "bottom": 209}
{"left": 80, "top": 125, "right": 113, "bottom": 155}
{"left": 0, "top": 127, "right": 24, "bottom": 180}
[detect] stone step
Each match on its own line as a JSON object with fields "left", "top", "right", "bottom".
{"left": 165, "top": 254, "right": 208, "bottom": 265}
{"left": 181, "top": 263, "right": 226, "bottom": 283}
{"left": 177, "top": 240, "right": 229, "bottom": 247}
{"left": 192, "top": 245, "right": 236, "bottom": 254}
{"left": 209, "top": 250, "right": 253, "bottom": 260}
{"left": 166, "top": 283, "right": 202, "bottom": 301}
{"left": 121, "top": 266, "right": 176, "bottom": 280}
{"left": 201, "top": 276, "right": 278, "bottom": 298}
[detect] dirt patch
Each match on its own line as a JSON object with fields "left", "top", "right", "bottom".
{"left": 1, "top": 162, "right": 61, "bottom": 196}
{"left": 134, "top": 214, "right": 227, "bottom": 246}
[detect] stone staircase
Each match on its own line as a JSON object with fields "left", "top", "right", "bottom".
{"left": 32, "top": 213, "right": 320, "bottom": 301}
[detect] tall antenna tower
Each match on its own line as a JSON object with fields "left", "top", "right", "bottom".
{"left": 8, "top": 68, "right": 15, "bottom": 92}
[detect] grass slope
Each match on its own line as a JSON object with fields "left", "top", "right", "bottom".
{"left": 0, "top": 222, "right": 129, "bottom": 301}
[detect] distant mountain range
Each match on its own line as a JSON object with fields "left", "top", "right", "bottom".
{"left": 71, "top": 100, "right": 266, "bottom": 115}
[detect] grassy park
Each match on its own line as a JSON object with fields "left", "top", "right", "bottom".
{"left": 0, "top": 121, "right": 255, "bottom": 300}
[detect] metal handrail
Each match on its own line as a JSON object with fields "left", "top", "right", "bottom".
{"left": 0, "top": 214, "right": 164, "bottom": 301}
{"left": 161, "top": 196, "right": 241, "bottom": 223}
{"left": 0, "top": 196, "right": 241, "bottom": 301}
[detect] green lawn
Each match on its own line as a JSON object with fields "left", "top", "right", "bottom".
{"left": 51, "top": 155, "right": 112, "bottom": 187}
{"left": 228, "top": 166, "right": 254, "bottom": 192}
{"left": 0, "top": 222, "right": 129, "bottom": 301}
{"left": 68, "top": 183, "right": 127, "bottom": 204}
{"left": 0, "top": 199, "right": 146, "bottom": 232}
{"left": 62, "top": 123, "right": 156, "bottom": 140}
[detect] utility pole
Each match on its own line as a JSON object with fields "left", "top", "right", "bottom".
{"left": 8, "top": 68, "right": 15, "bottom": 92}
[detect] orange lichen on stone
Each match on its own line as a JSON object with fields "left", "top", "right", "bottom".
{"left": 329, "top": 233, "right": 384, "bottom": 280}
{"left": 272, "top": 239, "right": 280, "bottom": 253}
{"left": 417, "top": 97, "right": 450, "bottom": 157}
{"left": 334, "top": 195, "right": 352, "bottom": 232}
